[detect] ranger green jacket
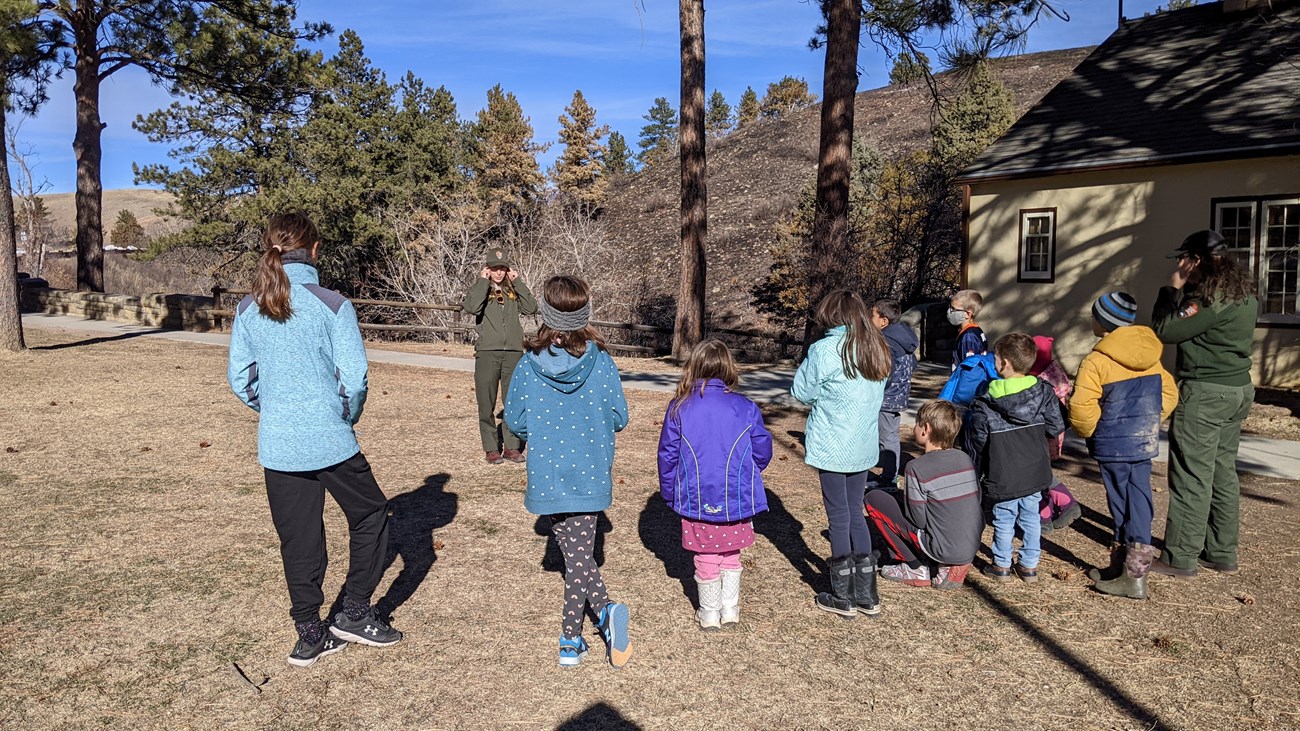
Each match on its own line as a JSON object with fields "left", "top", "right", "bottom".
{"left": 1151, "top": 285, "right": 1257, "bottom": 387}
{"left": 461, "top": 277, "right": 538, "bottom": 351}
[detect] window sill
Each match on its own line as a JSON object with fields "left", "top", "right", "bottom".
{"left": 1257, "top": 314, "right": 1300, "bottom": 329}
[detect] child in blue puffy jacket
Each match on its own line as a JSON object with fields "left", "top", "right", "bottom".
{"left": 658, "top": 339, "right": 773, "bottom": 631}
{"left": 504, "top": 275, "right": 633, "bottom": 669}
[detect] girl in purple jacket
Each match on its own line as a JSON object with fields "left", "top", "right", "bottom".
{"left": 658, "top": 340, "right": 773, "bottom": 631}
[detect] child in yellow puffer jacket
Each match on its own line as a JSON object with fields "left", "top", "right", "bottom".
{"left": 1069, "top": 292, "right": 1177, "bottom": 600}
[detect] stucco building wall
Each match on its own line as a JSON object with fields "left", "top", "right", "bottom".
{"left": 965, "top": 155, "right": 1300, "bottom": 387}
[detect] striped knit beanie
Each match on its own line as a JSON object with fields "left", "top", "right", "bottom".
{"left": 1092, "top": 291, "right": 1138, "bottom": 332}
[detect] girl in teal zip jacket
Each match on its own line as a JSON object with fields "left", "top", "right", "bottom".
{"left": 792, "top": 290, "right": 892, "bottom": 619}
{"left": 228, "top": 213, "right": 402, "bottom": 668}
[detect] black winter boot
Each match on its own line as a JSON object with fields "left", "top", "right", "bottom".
{"left": 815, "top": 556, "right": 856, "bottom": 619}
{"left": 1095, "top": 543, "right": 1156, "bottom": 600}
{"left": 1087, "top": 542, "right": 1126, "bottom": 582}
{"left": 851, "top": 553, "right": 881, "bottom": 616}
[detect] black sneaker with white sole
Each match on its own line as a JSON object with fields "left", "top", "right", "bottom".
{"left": 329, "top": 609, "right": 403, "bottom": 647}
{"left": 288, "top": 632, "right": 348, "bottom": 668}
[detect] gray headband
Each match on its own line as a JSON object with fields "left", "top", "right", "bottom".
{"left": 540, "top": 298, "right": 591, "bottom": 331}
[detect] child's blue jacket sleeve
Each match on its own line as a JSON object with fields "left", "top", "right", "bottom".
{"left": 608, "top": 357, "right": 629, "bottom": 432}
{"left": 938, "top": 369, "right": 959, "bottom": 403}
{"left": 750, "top": 404, "right": 774, "bottom": 470}
{"left": 332, "top": 301, "right": 369, "bottom": 425}
{"left": 657, "top": 405, "right": 680, "bottom": 502}
{"left": 227, "top": 315, "right": 260, "bottom": 412}
{"left": 791, "top": 353, "right": 820, "bottom": 404}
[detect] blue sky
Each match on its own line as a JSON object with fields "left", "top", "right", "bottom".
{"left": 16, "top": 0, "right": 1184, "bottom": 194}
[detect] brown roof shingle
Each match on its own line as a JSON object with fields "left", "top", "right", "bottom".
{"left": 958, "top": 1, "right": 1300, "bottom": 183}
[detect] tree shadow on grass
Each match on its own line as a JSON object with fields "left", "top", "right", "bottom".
{"left": 966, "top": 579, "right": 1173, "bottom": 730}
{"left": 30, "top": 328, "right": 162, "bottom": 350}
{"left": 555, "top": 702, "right": 643, "bottom": 730}
{"left": 753, "top": 490, "right": 826, "bottom": 594}
{"left": 636, "top": 494, "right": 696, "bottom": 608}
{"left": 368, "top": 473, "right": 458, "bottom": 621}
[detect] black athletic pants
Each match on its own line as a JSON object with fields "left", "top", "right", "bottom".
{"left": 265, "top": 452, "right": 391, "bottom": 624}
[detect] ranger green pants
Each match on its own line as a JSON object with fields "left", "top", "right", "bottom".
{"left": 1162, "top": 380, "right": 1254, "bottom": 570}
{"left": 475, "top": 350, "right": 523, "bottom": 452}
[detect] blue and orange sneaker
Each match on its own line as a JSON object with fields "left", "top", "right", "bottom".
{"left": 558, "top": 635, "right": 588, "bottom": 667}
{"left": 596, "top": 602, "right": 632, "bottom": 669}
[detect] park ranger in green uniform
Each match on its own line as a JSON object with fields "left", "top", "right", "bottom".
{"left": 1149, "top": 230, "right": 1258, "bottom": 578}
{"left": 462, "top": 249, "right": 538, "bottom": 464}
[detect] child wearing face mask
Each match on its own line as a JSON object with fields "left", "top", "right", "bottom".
{"left": 947, "top": 289, "right": 987, "bottom": 372}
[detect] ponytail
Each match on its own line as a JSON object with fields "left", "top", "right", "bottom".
{"left": 253, "top": 213, "right": 319, "bottom": 322}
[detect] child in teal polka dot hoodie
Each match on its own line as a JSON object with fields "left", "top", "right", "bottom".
{"left": 504, "top": 275, "right": 633, "bottom": 669}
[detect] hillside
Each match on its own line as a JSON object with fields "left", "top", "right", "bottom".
{"left": 34, "top": 188, "right": 176, "bottom": 246}
{"left": 602, "top": 47, "right": 1094, "bottom": 330}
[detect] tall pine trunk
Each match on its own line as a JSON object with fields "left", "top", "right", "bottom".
{"left": 73, "top": 8, "right": 105, "bottom": 292}
{"left": 673, "top": 0, "right": 706, "bottom": 360}
{"left": 803, "top": 0, "right": 860, "bottom": 354}
{"left": 0, "top": 94, "right": 26, "bottom": 351}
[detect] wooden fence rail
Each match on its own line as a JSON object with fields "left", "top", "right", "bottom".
{"left": 211, "top": 286, "right": 785, "bottom": 359}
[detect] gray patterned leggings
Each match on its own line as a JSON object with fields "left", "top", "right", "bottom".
{"left": 550, "top": 513, "right": 609, "bottom": 638}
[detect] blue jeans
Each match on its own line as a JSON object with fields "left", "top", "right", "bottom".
{"left": 991, "top": 494, "right": 1041, "bottom": 569}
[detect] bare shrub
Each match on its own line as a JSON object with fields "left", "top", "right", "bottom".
{"left": 377, "top": 199, "right": 623, "bottom": 342}
{"left": 32, "top": 248, "right": 224, "bottom": 296}
{"left": 375, "top": 198, "right": 493, "bottom": 336}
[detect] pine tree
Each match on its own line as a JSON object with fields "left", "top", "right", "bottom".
{"left": 760, "top": 76, "right": 817, "bottom": 119}
{"left": 637, "top": 96, "right": 677, "bottom": 167}
{"left": 602, "top": 131, "right": 635, "bottom": 176}
{"left": 293, "top": 30, "right": 399, "bottom": 289}
{"left": 705, "top": 89, "right": 732, "bottom": 139}
{"left": 552, "top": 90, "right": 610, "bottom": 214}
{"left": 933, "top": 62, "right": 1016, "bottom": 170}
{"left": 759, "top": 138, "right": 882, "bottom": 328}
{"left": 675, "top": 0, "right": 707, "bottom": 359}
{"left": 1, "top": 0, "right": 54, "bottom": 351}
{"left": 735, "top": 86, "right": 759, "bottom": 128}
{"left": 889, "top": 50, "right": 931, "bottom": 86}
{"left": 35, "top": 0, "right": 328, "bottom": 292}
{"left": 109, "top": 210, "right": 146, "bottom": 247}
{"left": 136, "top": 31, "right": 472, "bottom": 295}
{"left": 473, "top": 84, "right": 547, "bottom": 221}
{"left": 393, "top": 75, "right": 467, "bottom": 208}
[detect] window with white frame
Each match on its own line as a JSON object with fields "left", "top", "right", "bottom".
{"left": 1019, "top": 209, "right": 1055, "bottom": 281}
{"left": 1213, "top": 197, "right": 1300, "bottom": 319}
{"left": 1261, "top": 198, "right": 1299, "bottom": 316}
{"left": 1214, "top": 201, "right": 1255, "bottom": 272}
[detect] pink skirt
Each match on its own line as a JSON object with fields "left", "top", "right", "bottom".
{"left": 681, "top": 517, "right": 755, "bottom": 553}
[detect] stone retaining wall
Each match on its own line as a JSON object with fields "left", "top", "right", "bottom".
{"left": 19, "top": 282, "right": 222, "bottom": 333}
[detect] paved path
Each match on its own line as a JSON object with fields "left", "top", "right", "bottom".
{"left": 22, "top": 313, "right": 1300, "bottom": 480}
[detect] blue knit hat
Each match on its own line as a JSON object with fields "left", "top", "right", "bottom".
{"left": 1092, "top": 291, "right": 1138, "bottom": 332}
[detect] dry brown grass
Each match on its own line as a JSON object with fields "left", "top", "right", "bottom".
{"left": 2, "top": 328, "right": 1298, "bottom": 730}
